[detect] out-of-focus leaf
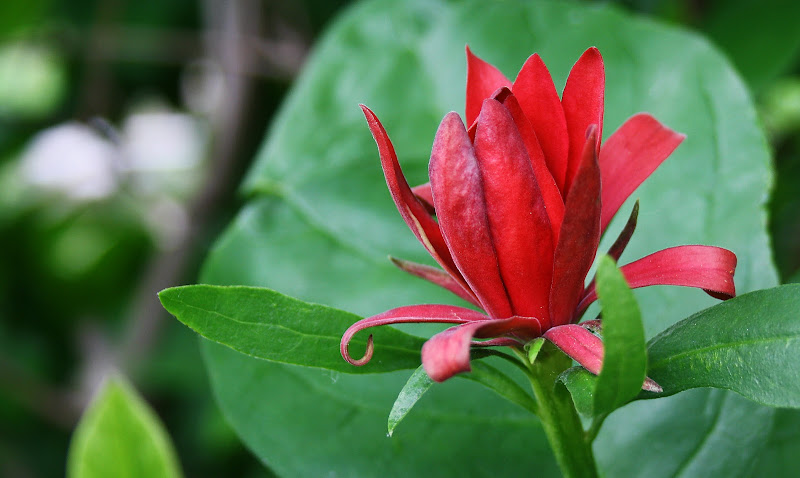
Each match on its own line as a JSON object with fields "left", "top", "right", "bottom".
{"left": 67, "top": 376, "right": 182, "bottom": 478}
{"left": 160, "top": 284, "right": 424, "bottom": 373}
{"left": 702, "top": 0, "right": 800, "bottom": 92}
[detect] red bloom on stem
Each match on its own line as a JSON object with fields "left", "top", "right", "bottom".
{"left": 341, "top": 47, "right": 736, "bottom": 389}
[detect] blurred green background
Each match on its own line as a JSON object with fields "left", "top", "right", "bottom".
{"left": 0, "top": 0, "right": 798, "bottom": 476}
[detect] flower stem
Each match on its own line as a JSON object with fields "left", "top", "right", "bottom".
{"left": 521, "top": 343, "right": 598, "bottom": 478}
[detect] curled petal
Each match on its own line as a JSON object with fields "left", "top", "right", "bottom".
{"left": 360, "top": 105, "right": 470, "bottom": 293}
{"left": 390, "top": 257, "right": 480, "bottom": 307}
{"left": 606, "top": 200, "right": 639, "bottom": 262}
{"left": 465, "top": 46, "right": 512, "bottom": 127}
{"left": 340, "top": 304, "right": 490, "bottom": 366}
{"left": 544, "top": 324, "right": 661, "bottom": 392}
{"left": 430, "top": 111, "right": 514, "bottom": 318}
{"left": 512, "top": 53, "right": 570, "bottom": 193}
{"left": 562, "top": 47, "right": 604, "bottom": 196}
{"left": 599, "top": 113, "right": 685, "bottom": 233}
{"left": 422, "top": 317, "right": 542, "bottom": 382}
{"left": 549, "top": 127, "right": 601, "bottom": 327}
{"left": 578, "top": 245, "right": 737, "bottom": 313}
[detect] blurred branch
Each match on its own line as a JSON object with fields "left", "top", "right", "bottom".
{"left": 116, "top": 0, "right": 269, "bottom": 374}
{"left": 0, "top": 354, "right": 80, "bottom": 429}
{"left": 84, "top": 26, "right": 307, "bottom": 80}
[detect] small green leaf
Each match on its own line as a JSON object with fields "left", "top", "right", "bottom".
{"left": 593, "top": 255, "right": 648, "bottom": 416}
{"left": 647, "top": 284, "right": 800, "bottom": 407}
{"left": 527, "top": 337, "right": 546, "bottom": 363}
{"left": 159, "top": 285, "right": 425, "bottom": 373}
{"left": 67, "top": 375, "right": 182, "bottom": 478}
{"left": 557, "top": 366, "right": 596, "bottom": 418}
{"left": 388, "top": 366, "right": 434, "bottom": 436}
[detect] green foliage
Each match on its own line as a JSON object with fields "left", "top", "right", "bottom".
{"left": 387, "top": 366, "right": 433, "bottom": 436}
{"left": 192, "top": 0, "right": 780, "bottom": 476}
{"left": 159, "top": 284, "right": 424, "bottom": 373}
{"left": 67, "top": 376, "right": 182, "bottom": 478}
{"left": 592, "top": 256, "right": 647, "bottom": 416}
{"left": 647, "top": 284, "right": 800, "bottom": 407}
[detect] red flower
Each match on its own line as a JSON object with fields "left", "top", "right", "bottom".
{"left": 341, "top": 47, "right": 736, "bottom": 388}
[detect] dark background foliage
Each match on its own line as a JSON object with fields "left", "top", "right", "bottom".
{"left": 0, "top": 0, "right": 798, "bottom": 476}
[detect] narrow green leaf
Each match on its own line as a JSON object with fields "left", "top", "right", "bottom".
{"left": 462, "top": 360, "right": 538, "bottom": 415}
{"left": 557, "top": 366, "right": 596, "bottom": 418}
{"left": 388, "top": 366, "right": 434, "bottom": 436}
{"left": 159, "top": 285, "right": 425, "bottom": 373}
{"left": 647, "top": 284, "right": 800, "bottom": 407}
{"left": 593, "top": 255, "right": 648, "bottom": 416}
{"left": 67, "top": 375, "right": 182, "bottom": 478}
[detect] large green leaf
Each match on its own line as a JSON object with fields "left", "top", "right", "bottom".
{"left": 197, "top": 0, "right": 779, "bottom": 476}
{"left": 67, "top": 376, "right": 182, "bottom": 478}
{"left": 647, "top": 285, "right": 800, "bottom": 407}
{"left": 159, "top": 285, "right": 424, "bottom": 373}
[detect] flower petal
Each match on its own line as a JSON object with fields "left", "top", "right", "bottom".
{"left": 411, "top": 182, "right": 435, "bottom": 215}
{"left": 422, "top": 317, "right": 541, "bottom": 382}
{"left": 341, "top": 304, "right": 490, "bottom": 366}
{"left": 496, "top": 90, "right": 565, "bottom": 243}
{"left": 389, "top": 257, "right": 481, "bottom": 307}
{"left": 606, "top": 200, "right": 639, "bottom": 262}
{"left": 360, "top": 105, "right": 470, "bottom": 292}
{"left": 512, "top": 53, "right": 570, "bottom": 193}
{"left": 549, "top": 127, "right": 601, "bottom": 327}
{"left": 599, "top": 113, "right": 685, "bottom": 233}
{"left": 577, "top": 245, "right": 737, "bottom": 312}
{"left": 471, "top": 98, "right": 555, "bottom": 319}
{"left": 562, "top": 47, "right": 604, "bottom": 196}
{"left": 422, "top": 322, "right": 489, "bottom": 382}
{"left": 544, "top": 324, "right": 662, "bottom": 392}
{"left": 465, "top": 46, "right": 512, "bottom": 128}
{"left": 544, "top": 324, "right": 603, "bottom": 374}
{"left": 429, "top": 111, "right": 514, "bottom": 318}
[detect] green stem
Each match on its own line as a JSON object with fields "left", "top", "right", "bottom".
{"left": 517, "top": 344, "right": 599, "bottom": 478}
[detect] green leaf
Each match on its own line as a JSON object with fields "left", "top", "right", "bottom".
{"left": 197, "top": 0, "right": 779, "bottom": 476}
{"left": 557, "top": 367, "right": 596, "bottom": 417}
{"left": 203, "top": 339, "right": 561, "bottom": 477}
{"left": 159, "top": 284, "right": 424, "bottom": 373}
{"left": 527, "top": 337, "right": 545, "bottom": 363}
{"left": 67, "top": 376, "right": 182, "bottom": 478}
{"left": 593, "top": 255, "right": 647, "bottom": 416}
{"left": 388, "top": 366, "right": 434, "bottom": 436}
{"left": 462, "top": 360, "right": 538, "bottom": 415}
{"left": 749, "top": 408, "right": 800, "bottom": 477}
{"left": 647, "top": 284, "right": 800, "bottom": 408}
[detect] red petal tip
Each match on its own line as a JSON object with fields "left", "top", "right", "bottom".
{"left": 341, "top": 333, "right": 374, "bottom": 366}
{"left": 643, "top": 377, "right": 663, "bottom": 393}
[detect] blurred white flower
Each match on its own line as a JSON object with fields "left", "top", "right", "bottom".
{"left": 19, "top": 123, "right": 118, "bottom": 200}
